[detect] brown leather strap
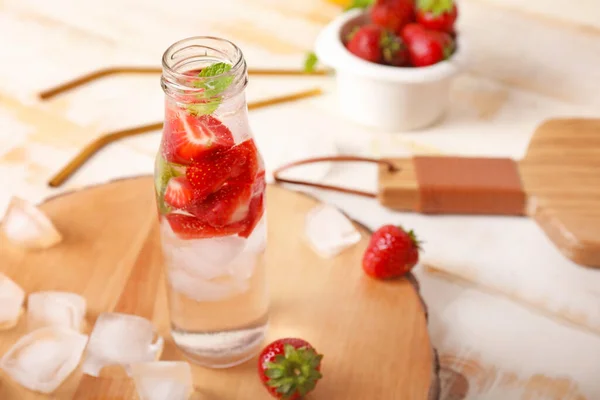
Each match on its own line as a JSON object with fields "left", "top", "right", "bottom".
{"left": 413, "top": 156, "right": 527, "bottom": 215}
{"left": 273, "top": 156, "right": 400, "bottom": 198}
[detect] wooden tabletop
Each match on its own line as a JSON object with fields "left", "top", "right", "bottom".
{"left": 1, "top": 0, "right": 600, "bottom": 399}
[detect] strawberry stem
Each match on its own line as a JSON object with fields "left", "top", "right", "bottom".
{"left": 380, "top": 30, "right": 402, "bottom": 64}
{"left": 416, "top": 0, "right": 453, "bottom": 15}
{"left": 265, "top": 344, "right": 323, "bottom": 398}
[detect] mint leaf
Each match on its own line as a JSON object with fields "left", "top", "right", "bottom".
{"left": 186, "top": 102, "right": 220, "bottom": 116}
{"left": 345, "top": 0, "right": 374, "bottom": 11}
{"left": 154, "top": 155, "right": 185, "bottom": 214}
{"left": 304, "top": 52, "right": 319, "bottom": 73}
{"left": 199, "top": 62, "right": 232, "bottom": 77}
{"left": 194, "top": 62, "right": 234, "bottom": 97}
{"left": 187, "top": 62, "right": 234, "bottom": 115}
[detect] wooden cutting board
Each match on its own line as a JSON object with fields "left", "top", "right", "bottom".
{"left": 0, "top": 177, "right": 438, "bottom": 400}
{"left": 378, "top": 118, "right": 600, "bottom": 268}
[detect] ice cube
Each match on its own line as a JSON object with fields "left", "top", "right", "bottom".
{"left": 0, "top": 326, "right": 88, "bottom": 394}
{"left": 81, "top": 312, "right": 163, "bottom": 377}
{"left": 168, "top": 266, "right": 249, "bottom": 302}
{"left": 0, "top": 272, "right": 25, "bottom": 330}
{"left": 1, "top": 197, "right": 62, "bottom": 249}
{"left": 160, "top": 219, "right": 246, "bottom": 280}
{"left": 244, "top": 216, "right": 267, "bottom": 254}
{"left": 131, "top": 361, "right": 193, "bottom": 400}
{"left": 304, "top": 204, "right": 361, "bottom": 258}
{"left": 27, "top": 291, "right": 86, "bottom": 332}
{"left": 225, "top": 217, "right": 267, "bottom": 280}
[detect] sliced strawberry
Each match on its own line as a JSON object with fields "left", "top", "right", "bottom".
{"left": 239, "top": 194, "right": 264, "bottom": 238}
{"left": 163, "top": 111, "right": 234, "bottom": 164}
{"left": 230, "top": 139, "right": 260, "bottom": 182}
{"left": 165, "top": 213, "right": 245, "bottom": 240}
{"left": 185, "top": 147, "right": 246, "bottom": 200}
{"left": 239, "top": 172, "right": 266, "bottom": 238}
{"left": 163, "top": 176, "right": 195, "bottom": 209}
{"left": 252, "top": 170, "right": 267, "bottom": 195}
{"left": 188, "top": 181, "right": 253, "bottom": 227}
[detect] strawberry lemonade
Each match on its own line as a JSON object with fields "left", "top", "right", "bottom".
{"left": 156, "top": 37, "right": 268, "bottom": 367}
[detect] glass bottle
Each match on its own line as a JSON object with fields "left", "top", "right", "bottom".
{"left": 155, "top": 36, "right": 268, "bottom": 368}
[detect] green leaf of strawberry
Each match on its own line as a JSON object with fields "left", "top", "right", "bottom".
{"left": 345, "top": 0, "right": 374, "bottom": 11}
{"left": 417, "top": 0, "right": 454, "bottom": 17}
{"left": 303, "top": 52, "right": 319, "bottom": 73}
{"left": 258, "top": 338, "right": 323, "bottom": 399}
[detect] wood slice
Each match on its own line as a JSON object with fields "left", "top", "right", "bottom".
{"left": 378, "top": 118, "right": 600, "bottom": 267}
{"left": 0, "top": 177, "right": 438, "bottom": 400}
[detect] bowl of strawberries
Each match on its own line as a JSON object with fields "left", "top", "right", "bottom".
{"left": 314, "top": 0, "right": 464, "bottom": 131}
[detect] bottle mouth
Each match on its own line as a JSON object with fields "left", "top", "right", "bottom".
{"left": 161, "top": 36, "right": 247, "bottom": 98}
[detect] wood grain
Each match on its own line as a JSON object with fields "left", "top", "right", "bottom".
{"left": 520, "top": 118, "right": 600, "bottom": 268}
{"left": 0, "top": 177, "right": 436, "bottom": 399}
{"left": 378, "top": 118, "right": 600, "bottom": 268}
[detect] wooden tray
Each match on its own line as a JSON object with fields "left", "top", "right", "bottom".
{"left": 0, "top": 177, "right": 439, "bottom": 399}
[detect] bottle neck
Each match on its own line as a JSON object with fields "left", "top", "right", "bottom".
{"left": 161, "top": 36, "right": 248, "bottom": 109}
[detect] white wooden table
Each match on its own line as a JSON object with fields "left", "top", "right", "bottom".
{"left": 1, "top": 0, "right": 599, "bottom": 398}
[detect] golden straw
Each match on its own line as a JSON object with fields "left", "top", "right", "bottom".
{"left": 39, "top": 67, "right": 330, "bottom": 100}
{"left": 48, "top": 87, "right": 324, "bottom": 188}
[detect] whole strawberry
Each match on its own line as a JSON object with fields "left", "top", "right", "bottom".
{"left": 401, "top": 23, "right": 454, "bottom": 67}
{"left": 346, "top": 24, "right": 386, "bottom": 63}
{"left": 415, "top": 0, "right": 458, "bottom": 34}
{"left": 370, "top": 0, "right": 415, "bottom": 35}
{"left": 346, "top": 24, "right": 409, "bottom": 66}
{"left": 258, "top": 338, "right": 323, "bottom": 399}
{"left": 381, "top": 33, "right": 410, "bottom": 66}
{"left": 362, "top": 225, "right": 420, "bottom": 279}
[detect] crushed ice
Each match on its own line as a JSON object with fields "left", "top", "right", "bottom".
{"left": 0, "top": 326, "right": 88, "bottom": 394}
{"left": 27, "top": 291, "right": 86, "bottom": 332}
{"left": 81, "top": 312, "right": 163, "bottom": 377}
{"left": 1, "top": 197, "right": 62, "bottom": 249}
{"left": 0, "top": 272, "right": 25, "bottom": 330}
{"left": 131, "top": 361, "right": 193, "bottom": 400}
{"left": 304, "top": 204, "right": 361, "bottom": 258}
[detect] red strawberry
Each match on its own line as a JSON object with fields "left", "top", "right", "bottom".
{"left": 415, "top": 0, "right": 458, "bottom": 34}
{"left": 239, "top": 171, "right": 266, "bottom": 238}
{"left": 346, "top": 25, "right": 409, "bottom": 66}
{"left": 371, "top": 0, "right": 415, "bottom": 35}
{"left": 163, "top": 110, "right": 234, "bottom": 164}
{"left": 346, "top": 24, "right": 385, "bottom": 63}
{"left": 362, "top": 225, "right": 420, "bottom": 279}
{"left": 258, "top": 338, "right": 323, "bottom": 400}
{"left": 381, "top": 33, "right": 410, "bottom": 67}
{"left": 185, "top": 147, "right": 246, "bottom": 199}
{"left": 188, "top": 181, "right": 253, "bottom": 227}
{"left": 400, "top": 22, "right": 422, "bottom": 43}
{"left": 163, "top": 176, "right": 195, "bottom": 209}
{"left": 401, "top": 23, "right": 454, "bottom": 67}
{"left": 165, "top": 213, "right": 245, "bottom": 240}
{"left": 230, "top": 139, "right": 260, "bottom": 181}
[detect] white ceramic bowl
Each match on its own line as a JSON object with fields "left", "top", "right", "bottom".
{"left": 315, "top": 9, "right": 466, "bottom": 132}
